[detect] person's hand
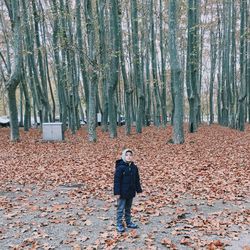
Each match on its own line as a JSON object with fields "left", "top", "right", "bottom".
{"left": 114, "top": 195, "right": 120, "bottom": 207}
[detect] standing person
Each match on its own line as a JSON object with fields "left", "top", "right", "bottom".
{"left": 114, "top": 149, "right": 143, "bottom": 232}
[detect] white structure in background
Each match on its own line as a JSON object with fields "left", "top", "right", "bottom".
{"left": 97, "top": 113, "right": 102, "bottom": 123}
{"left": 96, "top": 113, "right": 125, "bottom": 125}
{"left": 0, "top": 116, "right": 10, "bottom": 126}
{"left": 42, "top": 122, "right": 64, "bottom": 141}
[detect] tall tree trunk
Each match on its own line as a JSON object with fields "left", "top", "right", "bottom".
{"left": 220, "top": 0, "right": 231, "bottom": 126}
{"left": 159, "top": 0, "right": 167, "bottom": 127}
{"left": 32, "top": 0, "right": 50, "bottom": 123}
{"left": 247, "top": 0, "right": 250, "bottom": 123}
{"left": 97, "top": 0, "right": 108, "bottom": 132}
{"left": 186, "top": 0, "right": 199, "bottom": 133}
{"left": 22, "top": 0, "right": 43, "bottom": 126}
{"left": 58, "top": 0, "right": 69, "bottom": 130}
{"left": 150, "top": 0, "right": 161, "bottom": 127}
{"left": 65, "top": 0, "right": 79, "bottom": 134}
{"left": 168, "top": 0, "right": 184, "bottom": 144}
{"left": 0, "top": 12, "right": 11, "bottom": 74}
{"left": 229, "top": 0, "right": 237, "bottom": 128}
{"left": 140, "top": 15, "right": 147, "bottom": 127}
{"left": 76, "top": 0, "right": 89, "bottom": 123}
{"left": 51, "top": 0, "right": 65, "bottom": 127}
{"left": 45, "top": 50, "right": 56, "bottom": 122}
{"left": 21, "top": 72, "right": 31, "bottom": 131}
{"left": 197, "top": 2, "right": 203, "bottom": 125}
{"left": 126, "top": 7, "right": 136, "bottom": 124}
{"left": 19, "top": 80, "right": 24, "bottom": 127}
{"left": 145, "top": 42, "right": 151, "bottom": 126}
{"left": 86, "top": 0, "right": 97, "bottom": 142}
{"left": 216, "top": 2, "right": 222, "bottom": 124}
{"left": 237, "top": 0, "right": 247, "bottom": 131}
{"left": 108, "top": 0, "right": 120, "bottom": 138}
{"left": 118, "top": 1, "right": 132, "bottom": 135}
{"left": 209, "top": 29, "right": 217, "bottom": 125}
{"left": 131, "top": 0, "right": 144, "bottom": 133}
{"left": 5, "top": 0, "right": 22, "bottom": 141}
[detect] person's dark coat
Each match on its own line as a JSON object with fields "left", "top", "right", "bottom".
{"left": 114, "top": 159, "right": 142, "bottom": 199}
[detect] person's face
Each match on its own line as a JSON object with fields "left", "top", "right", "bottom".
{"left": 125, "top": 152, "right": 133, "bottom": 162}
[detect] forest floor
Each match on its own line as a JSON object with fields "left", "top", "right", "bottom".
{"left": 0, "top": 124, "right": 250, "bottom": 249}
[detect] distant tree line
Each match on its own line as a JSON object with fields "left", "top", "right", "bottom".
{"left": 0, "top": 0, "right": 249, "bottom": 143}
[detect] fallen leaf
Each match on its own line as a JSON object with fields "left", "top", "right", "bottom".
{"left": 130, "top": 229, "right": 139, "bottom": 238}
{"left": 84, "top": 220, "right": 92, "bottom": 226}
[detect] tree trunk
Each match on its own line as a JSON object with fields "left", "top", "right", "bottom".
{"left": 168, "top": 0, "right": 184, "bottom": 144}
{"left": 159, "top": 0, "right": 167, "bottom": 127}
{"left": 108, "top": 0, "right": 120, "bottom": 138}
{"left": 131, "top": 0, "right": 144, "bottom": 133}
{"left": 248, "top": 0, "right": 250, "bottom": 123}
{"left": 19, "top": 80, "right": 24, "bottom": 127}
{"left": 21, "top": 74, "right": 31, "bottom": 131}
{"left": 209, "top": 29, "right": 217, "bottom": 125}
{"left": 118, "top": 1, "right": 132, "bottom": 135}
{"left": 5, "top": 0, "right": 22, "bottom": 141}
{"left": 145, "top": 42, "right": 151, "bottom": 126}
{"left": 237, "top": 0, "right": 247, "bottom": 131}
{"left": 32, "top": 0, "right": 50, "bottom": 123}
{"left": 229, "top": 0, "right": 237, "bottom": 128}
{"left": 150, "top": 0, "right": 161, "bottom": 127}
{"left": 220, "top": 0, "right": 231, "bottom": 126}
{"left": 186, "top": 0, "right": 199, "bottom": 133}
{"left": 86, "top": 0, "right": 97, "bottom": 142}
{"left": 97, "top": 0, "right": 108, "bottom": 132}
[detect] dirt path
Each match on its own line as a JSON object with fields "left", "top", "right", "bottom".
{"left": 1, "top": 184, "right": 249, "bottom": 249}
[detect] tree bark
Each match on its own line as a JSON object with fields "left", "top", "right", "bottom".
{"left": 118, "top": 1, "right": 132, "bottom": 135}
{"left": 209, "top": 29, "right": 217, "bottom": 125}
{"left": 150, "top": 0, "right": 161, "bottom": 127}
{"left": 186, "top": 0, "right": 199, "bottom": 133}
{"left": 85, "top": 0, "right": 97, "bottom": 142}
{"left": 108, "top": 0, "right": 120, "bottom": 138}
{"left": 5, "top": 0, "right": 22, "bottom": 141}
{"left": 237, "top": 0, "right": 247, "bottom": 131}
{"left": 168, "top": 0, "right": 184, "bottom": 144}
{"left": 131, "top": 0, "right": 144, "bottom": 133}
{"left": 159, "top": 0, "right": 167, "bottom": 127}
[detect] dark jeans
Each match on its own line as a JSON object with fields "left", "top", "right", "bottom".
{"left": 117, "top": 198, "right": 133, "bottom": 226}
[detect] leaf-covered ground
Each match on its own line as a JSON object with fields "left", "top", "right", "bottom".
{"left": 0, "top": 124, "right": 250, "bottom": 249}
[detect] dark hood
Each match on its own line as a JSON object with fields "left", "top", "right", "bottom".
{"left": 115, "top": 159, "right": 126, "bottom": 168}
